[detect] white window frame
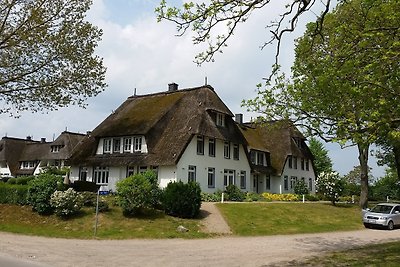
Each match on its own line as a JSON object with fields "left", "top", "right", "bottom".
{"left": 224, "top": 141, "right": 230, "bottom": 159}
{"left": 134, "top": 136, "right": 142, "bottom": 152}
{"left": 197, "top": 135, "right": 204, "bottom": 155}
{"left": 208, "top": 167, "right": 215, "bottom": 188}
{"left": 188, "top": 165, "right": 196, "bottom": 182}
{"left": 216, "top": 113, "right": 225, "bottom": 127}
{"left": 113, "top": 138, "right": 121, "bottom": 153}
{"left": 223, "top": 169, "right": 235, "bottom": 186}
{"left": 123, "top": 137, "right": 132, "bottom": 152}
{"left": 103, "top": 138, "right": 112, "bottom": 153}
{"left": 240, "top": 170, "right": 246, "bottom": 189}
{"left": 233, "top": 144, "right": 239, "bottom": 160}
{"left": 208, "top": 138, "right": 215, "bottom": 157}
{"left": 93, "top": 166, "right": 109, "bottom": 184}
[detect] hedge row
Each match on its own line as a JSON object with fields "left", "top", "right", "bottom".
{"left": 0, "top": 183, "right": 29, "bottom": 205}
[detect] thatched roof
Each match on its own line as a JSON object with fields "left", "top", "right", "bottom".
{"left": 239, "top": 120, "right": 314, "bottom": 176}
{"left": 70, "top": 85, "right": 247, "bottom": 167}
{"left": 0, "top": 132, "right": 85, "bottom": 176}
{"left": 0, "top": 137, "right": 38, "bottom": 176}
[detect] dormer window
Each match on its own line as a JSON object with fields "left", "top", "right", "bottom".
{"left": 100, "top": 136, "right": 146, "bottom": 155}
{"left": 51, "top": 145, "right": 63, "bottom": 153}
{"left": 216, "top": 113, "right": 225, "bottom": 127}
{"left": 250, "top": 150, "right": 269, "bottom": 166}
{"left": 21, "top": 161, "right": 35, "bottom": 169}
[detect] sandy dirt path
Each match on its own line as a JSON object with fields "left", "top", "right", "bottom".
{"left": 1, "top": 229, "right": 400, "bottom": 267}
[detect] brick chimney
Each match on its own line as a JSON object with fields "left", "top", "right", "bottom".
{"left": 168, "top": 83, "right": 178, "bottom": 91}
{"left": 235, "top": 114, "right": 243, "bottom": 124}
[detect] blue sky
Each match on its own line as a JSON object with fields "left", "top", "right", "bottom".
{"left": 0, "top": 0, "right": 386, "bottom": 178}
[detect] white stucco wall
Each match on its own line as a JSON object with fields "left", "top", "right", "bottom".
{"left": 176, "top": 136, "right": 251, "bottom": 193}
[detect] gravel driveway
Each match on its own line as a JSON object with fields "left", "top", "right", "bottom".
{"left": 1, "top": 203, "right": 400, "bottom": 267}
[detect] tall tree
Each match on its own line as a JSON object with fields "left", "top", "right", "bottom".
{"left": 0, "top": 0, "right": 106, "bottom": 116}
{"left": 308, "top": 137, "right": 333, "bottom": 177}
{"left": 156, "top": 0, "right": 339, "bottom": 72}
{"left": 244, "top": 0, "right": 400, "bottom": 208}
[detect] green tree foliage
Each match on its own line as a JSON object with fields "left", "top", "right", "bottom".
{"left": 0, "top": 183, "right": 29, "bottom": 205}
{"left": 294, "top": 180, "right": 309, "bottom": 195}
{"left": 116, "top": 171, "right": 161, "bottom": 216}
{"left": 27, "top": 173, "right": 63, "bottom": 214}
{"left": 308, "top": 137, "right": 333, "bottom": 177}
{"left": 371, "top": 168, "right": 400, "bottom": 201}
{"left": 244, "top": 0, "right": 400, "bottom": 208}
{"left": 316, "top": 172, "right": 345, "bottom": 205}
{"left": 156, "top": 0, "right": 337, "bottom": 68}
{"left": 162, "top": 181, "right": 201, "bottom": 218}
{"left": 0, "top": 0, "right": 106, "bottom": 115}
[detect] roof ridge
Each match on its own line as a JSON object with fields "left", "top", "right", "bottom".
{"left": 127, "top": 84, "right": 214, "bottom": 99}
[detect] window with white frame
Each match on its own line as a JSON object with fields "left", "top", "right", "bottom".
{"left": 126, "top": 166, "right": 135, "bottom": 177}
{"left": 257, "top": 152, "right": 264, "bottom": 166}
{"left": 123, "top": 137, "right": 132, "bottom": 152}
{"left": 216, "top": 113, "right": 225, "bottom": 127}
{"left": 233, "top": 144, "right": 239, "bottom": 160}
{"left": 240, "top": 170, "right": 246, "bottom": 189}
{"left": 223, "top": 169, "right": 235, "bottom": 186}
{"left": 197, "top": 135, "right": 204, "bottom": 155}
{"left": 208, "top": 167, "right": 215, "bottom": 188}
{"left": 250, "top": 150, "right": 256, "bottom": 164}
{"left": 293, "top": 156, "right": 298, "bottom": 169}
{"left": 51, "top": 145, "right": 63, "bottom": 153}
{"left": 284, "top": 175, "right": 289, "bottom": 190}
{"left": 208, "top": 138, "right": 215, "bottom": 157}
{"left": 139, "top": 166, "right": 147, "bottom": 173}
{"left": 266, "top": 175, "right": 271, "bottom": 190}
{"left": 224, "top": 141, "right": 230, "bottom": 159}
{"left": 134, "top": 136, "right": 142, "bottom": 152}
{"left": 21, "top": 161, "right": 35, "bottom": 169}
{"left": 93, "top": 166, "right": 109, "bottom": 184}
{"left": 308, "top": 177, "right": 313, "bottom": 191}
{"left": 103, "top": 138, "right": 112, "bottom": 153}
{"left": 306, "top": 159, "right": 310, "bottom": 171}
{"left": 188, "top": 165, "right": 196, "bottom": 182}
{"left": 113, "top": 138, "right": 121, "bottom": 153}
{"left": 79, "top": 167, "right": 88, "bottom": 181}
{"left": 290, "top": 176, "right": 297, "bottom": 189}
{"left": 288, "top": 155, "right": 293, "bottom": 168}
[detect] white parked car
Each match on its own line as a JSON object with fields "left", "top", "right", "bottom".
{"left": 363, "top": 203, "right": 400, "bottom": 230}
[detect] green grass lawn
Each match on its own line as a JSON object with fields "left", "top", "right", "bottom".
{"left": 217, "top": 202, "right": 364, "bottom": 236}
{"left": 296, "top": 241, "right": 400, "bottom": 266}
{"left": 0, "top": 204, "right": 209, "bottom": 239}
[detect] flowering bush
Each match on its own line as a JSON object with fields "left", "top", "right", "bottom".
{"left": 294, "top": 180, "right": 309, "bottom": 195}
{"left": 50, "top": 188, "right": 83, "bottom": 217}
{"left": 316, "top": 171, "right": 345, "bottom": 205}
{"left": 262, "top": 193, "right": 299, "bottom": 202}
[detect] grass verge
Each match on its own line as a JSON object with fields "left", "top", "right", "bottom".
{"left": 0, "top": 204, "right": 209, "bottom": 239}
{"left": 216, "top": 202, "right": 364, "bottom": 236}
{"left": 295, "top": 241, "right": 400, "bottom": 266}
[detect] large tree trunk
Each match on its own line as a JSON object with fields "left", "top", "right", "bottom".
{"left": 358, "top": 143, "right": 369, "bottom": 209}
{"left": 393, "top": 143, "right": 400, "bottom": 181}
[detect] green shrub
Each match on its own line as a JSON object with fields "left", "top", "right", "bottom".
{"left": 116, "top": 171, "right": 161, "bottom": 216}
{"left": 27, "top": 173, "right": 63, "bottom": 214}
{"left": 294, "top": 180, "right": 309, "bottom": 195}
{"left": 15, "top": 176, "right": 35, "bottom": 185}
{"left": 162, "top": 181, "right": 202, "bottom": 218}
{"left": 245, "top": 192, "right": 262, "bottom": 202}
{"left": 201, "top": 191, "right": 222, "bottom": 202}
{"left": 304, "top": 194, "right": 320, "bottom": 201}
{"left": 72, "top": 180, "right": 100, "bottom": 192}
{"left": 96, "top": 198, "right": 110, "bottom": 212}
{"left": 224, "top": 184, "right": 245, "bottom": 202}
{"left": 80, "top": 191, "right": 97, "bottom": 206}
{"left": 7, "top": 177, "right": 17, "bottom": 184}
{"left": 50, "top": 188, "right": 83, "bottom": 217}
{"left": 0, "top": 183, "right": 29, "bottom": 205}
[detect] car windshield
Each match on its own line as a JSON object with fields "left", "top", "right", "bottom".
{"left": 370, "top": 205, "right": 393, "bottom": 214}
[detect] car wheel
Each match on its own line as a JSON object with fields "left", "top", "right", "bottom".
{"left": 363, "top": 223, "right": 371, "bottom": 229}
{"left": 387, "top": 221, "right": 394, "bottom": 230}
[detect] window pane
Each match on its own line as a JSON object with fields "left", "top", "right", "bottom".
{"left": 208, "top": 138, "right": 215, "bottom": 157}
{"left": 197, "top": 135, "right": 204, "bottom": 155}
